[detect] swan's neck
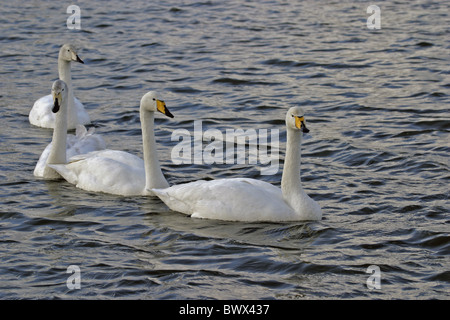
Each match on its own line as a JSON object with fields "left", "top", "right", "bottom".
{"left": 140, "top": 110, "right": 169, "bottom": 192}
{"left": 47, "top": 99, "right": 67, "bottom": 166}
{"left": 281, "top": 128, "right": 303, "bottom": 197}
{"left": 281, "top": 127, "right": 322, "bottom": 220}
{"left": 58, "top": 59, "right": 78, "bottom": 126}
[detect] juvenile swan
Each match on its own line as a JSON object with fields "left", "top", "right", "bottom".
{"left": 30, "top": 44, "right": 90, "bottom": 129}
{"left": 49, "top": 92, "right": 174, "bottom": 196}
{"left": 152, "top": 107, "right": 322, "bottom": 222}
{"left": 34, "top": 80, "right": 105, "bottom": 179}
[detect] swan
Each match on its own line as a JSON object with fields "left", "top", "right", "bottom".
{"left": 34, "top": 80, "right": 106, "bottom": 179}
{"left": 152, "top": 107, "right": 322, "bottom": 222}
{"left": 29, "top": 44, "right": 90, "bottom": 129}
{"left": 48, "top": 91, "right": 174, "bottom": 196}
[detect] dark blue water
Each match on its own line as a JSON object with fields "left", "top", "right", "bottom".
{"left": 0, "top": 0, "right": 448, "bottom": 299}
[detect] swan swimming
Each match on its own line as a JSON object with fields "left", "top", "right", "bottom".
{"left": 29, "top": 44, "right": 90, "bottom": 129}
{"left": 48, "top": 91, "right": 174, "bottom": 196}
{"left": 34, "top": 80, "right": 106, "bottom": 179}
{"left": 152, "top": 107, "right": 322, "bottom": 222}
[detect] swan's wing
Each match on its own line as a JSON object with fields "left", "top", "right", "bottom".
{"left": 73, "top": 97, "right": 90, "bottom": 126}
{"left": 29, "top": 95, "right": 55, "bottom": 128}
{"left": 68, "top": 149, "right": 143, "bottom": 168}
{"left": 49, "top": 150, "right": 146, "bottom": 196}
{"left": 75, "top": 124, "right": 87, "bottom": 136}
{"left": 66, "top": 125, "right": 107, "bottom": 158}
{"left": 34, "top": 142, "right": 53, "bottom": 177}
{"left": 153, "top": 178, "right": 295, "bottom": 221}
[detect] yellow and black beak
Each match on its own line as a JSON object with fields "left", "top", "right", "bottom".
{"left": 75, "top": 54, "right": 84, "bottom": 64}
{"left": 295, "top": 116, "right": 309, "bottom": 133}
{"left": 52, "top": 92, "right": 62, "bottom": 113}
{"left": 156, "top": 99, "right": 174, "bottom": 118}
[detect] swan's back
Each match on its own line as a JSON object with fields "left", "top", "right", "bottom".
{"left": 153, "top": 178, "right": 298, "bottom": 221}
{"left": 29, "top": 95, "right": 55, "bottom": 128}
{"left": 30, "top": 95, "right": 88, "bottom": 129}
{"left": 68, "top": 125, "right": 106, "bottom": 155}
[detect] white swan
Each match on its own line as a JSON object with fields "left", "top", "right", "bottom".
{"left": 34, "top": 80, "right": 106, "bottom": 179}
{"left": 152, "top": 107, "right": 322, "bottom": 222}
{"left": 48, "top": 91, "right": 174, "bottom": 196}
{"left": 30, "top": 44, "right": 90, "bottom": 129}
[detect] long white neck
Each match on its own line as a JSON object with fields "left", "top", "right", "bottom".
{"left": 140, "top": 109, "right": 169, "bottom": 193}
{"left": 281, "top": 127, "right": 303, "bottom": 198}
{"left": 58, "top": 59, "right": 79, "bottom": 127}
{"left": 45, "top": 95, "right": 68, "bottom": 177}
{"left": 280, "top": 114, "right": 322, "bottom": 220}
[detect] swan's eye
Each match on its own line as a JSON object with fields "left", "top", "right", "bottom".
{"left": 152, "top": 98, "right": 156, "bottom": 101}
{"left": 291, "top": 114, "right": 294, "bottom": 117}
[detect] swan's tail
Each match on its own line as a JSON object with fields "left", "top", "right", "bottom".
{"left": 47, "top": 164, "right": 78, "bottom": 185}
{"left": 151, "top": 187, "right": 193, "bottom": 216}
{"left": 150, "top": 188, "right": 167, "bottom": 199}
{"left": 73, "top": 124, "right": 107, "bottom": 151}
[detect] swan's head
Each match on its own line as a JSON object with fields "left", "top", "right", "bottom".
{"left": 286, "top": 106, "right": 309, "bottom": 133}
{"left": 140, "top": 91, "right": 174, "bottom": 118}
{"left": 51, "top": 80, "right": 68, "bottom": 113}
{"left": 59, "top": 44, "right": 84, "bottom": 64}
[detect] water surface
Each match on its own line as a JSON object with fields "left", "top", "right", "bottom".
{"left": 0, "top": 0, "right": 448, "bottom": 299}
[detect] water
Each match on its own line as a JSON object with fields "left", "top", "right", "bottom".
{"left": 0, "top": 0, "right": 448, "bottom": 299}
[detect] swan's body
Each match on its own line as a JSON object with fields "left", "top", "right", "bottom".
{"left": 34, "top": 124, "right": 106, "bottom": 178}
{"left": 34, "top": 80, "right": 105, "bottom": 179}
{"left": 153, "top": 178, "right": 305, "bottom": 221}
{"left": 30, "top": 44, "right": 90, "bottom": 129}
{"left": 30, "top": 95, "right": 88, "bottom": 129}
{"left": 152, "top": 107, "right": 322, "bottom": 222}
{"left": 49, "top": 91, "right": 174, "bottom": 196}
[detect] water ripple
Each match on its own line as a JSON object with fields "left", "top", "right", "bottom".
{"left": 0, "top": 0, "right": 448, "bottom": 300}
